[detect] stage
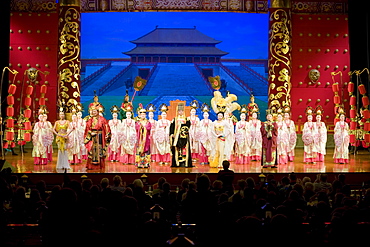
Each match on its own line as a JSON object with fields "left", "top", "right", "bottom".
{"left": 1, "top": 146, "right": 370, "bottom": 188}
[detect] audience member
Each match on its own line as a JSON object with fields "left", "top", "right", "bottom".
{"left": 216, "top": 160, "right": 235, "bottom": 196}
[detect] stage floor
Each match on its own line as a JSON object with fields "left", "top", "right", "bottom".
{"left": 2, "top": 147, "right": 370, "bottom": 175}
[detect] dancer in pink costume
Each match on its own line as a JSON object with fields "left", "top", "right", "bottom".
{"left": 107, "top": 105, "right": 122, "bottom": 162}
{"left": 120, "top": 104, "right": 137, "bottom": 164}
{"left": 135, "top": 104, "right": 152, "bottom": 168}
{"left": 152, "top": 103, "right": 171, "bottom": 164}
{"left": 146, "top": 104, "right": 158, "bottom": 161}
{"left": 302, "top": 106, "right": 318, "bottom": 163}
{"left": 248, "top": 108, "right": 262, "bottom": 161}
{"left": 333, "top": 112, "right": 349, "bottom": 164}
{"left": 314, "top": 105, "right": 327, "bottom": 162}
{"left": 32, "top": 107, "right": 54, "bottom": 165}
{"left": 276, "top": 108, "right": 289, "bottom": 165}
{"left": 66, "top": 108, "right": 84, "bottom": 165}
{"left": 234, "top": 105, "right": 251, "bottom": 164}
{"left": 283, "top": 103, "right": 297, "bottom": 161}
{"left": 198, "top": 103, "right": 214, "bottom": 165}
{"left": 76, "top": 106, "right": 87, "bottom": 161}
{"left": 188, "top": 100, "right": 201, "bottom": 162}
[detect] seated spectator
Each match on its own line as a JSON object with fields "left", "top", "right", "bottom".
{"left": 110, "top": 175, "right": 125, "bottom": 192}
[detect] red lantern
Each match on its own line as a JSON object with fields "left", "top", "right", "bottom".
{"left": 365, "top": 133, "right": 370, "bottom": 143}
{"left": 7, "top": 95, "right": 14, "bottom": 105}
{"left": 24, "top": 132, "right": 31, "bottom": 142}
{"left": 349, "top": 134, "right": 355, "bottom": 144}
{"left": 24, "top": 96, "right": 32, "bottom": 106}
{"left": 39, "top": 97, "right": 46, "bottom": 106}
{"left": 364, "top": 122, "right": 370, "bottom": 131}
{"left": 40, "top": 84, "right": 47, "bottom": 94}
{"left": 24, "top": 121, "right": 31, "bottom": 131}
{"left": 350, "top": 96, "right": 356, "bottom": 106}
{"left": 350, "top": 121, "right": 357, "bottom": 130}
{"left": 8, "top": 84, "right": 16, "bottom": 94}
{"left": 332, "top": 83, "right": 339, "bottom": 93}
{"left": 6, "top": 131, "right": 14, "bottom": 141}
{"left": 6, "top": 118, "right": 14, "bottom": 128}
{"left": 358, "top": 84, "right": 367, "bottom": 95}
{"left": 362, "top": 96, "right": 369, "bottom": 107}
{"left": 350, "top": 109, "right": 356, "bottom": 119}
{"left": 363, "top": 109, "right": 370, "bottom": 119}
{"left": 6, "top": 107, "right": 14, "bottom": 117}
{"left": 348, "top": 81, "right": 354, "bottom": 94}
{"left": 334, "top": 95, "right": 341, "bottom": 105}
{"left": 26, "top": 85, "right": 34, "bottom": 95}
{"left": 24, "top": 109, "right": 32, "bottom": 118}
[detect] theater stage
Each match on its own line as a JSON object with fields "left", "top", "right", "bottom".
{"left": 1, "top": 147, "right": 370, "bottom": 188}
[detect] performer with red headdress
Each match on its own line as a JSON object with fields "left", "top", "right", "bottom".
{"left": 135, "top": 104, "right": 152, "bottom": 168}
{"left": 84, "top": 104, "right": 111, "bottom": 170}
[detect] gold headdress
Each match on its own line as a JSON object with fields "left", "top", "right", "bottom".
{"left": 305, "top": 106, "right": 314, "bottom": 116}
{"left": 276, "top": 106, "right": 284, "bottom": 116}
{"left": 137, "top": 103, "right": 146, "bottom": 114}
{"left": 38, "top": 105, "right": 48, "bottom": 115}
{"left": 190, "top": 100, "right": 199, "bottom": 110}
{"left": 159, "top": 103, "right": 169, "bottom": 112}
{"left": 315, "top": 105, "right": 324, "bottom": 116}
{"left": 57, "top": 99, "right": 67, "bottom": 114}
{"left": 146, "top": 103, "right": 156, "bottom": 112}
{"left": 76, "top": 102, "right": 84, "bottom": 113}
{"left": 266, "top": 109, "right": 273, "bottom": 116}
{"left": 282, "top": 103, "right": 291, "bottom": 114}
{"left": 110, "top": 105, "right": 119, "bottom": 114}
{"left": 240, "top": 104, "right": 248, "bottom": 114}
{"left": 200, "top": 103, "right": 210, "bottom": 113}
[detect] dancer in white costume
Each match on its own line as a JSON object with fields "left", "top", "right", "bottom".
{"left": 107, "top": 105, "right": 122, "bottom": 162}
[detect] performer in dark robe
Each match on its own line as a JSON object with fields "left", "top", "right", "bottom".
{"left": 260, "top": 109, "right": 278, "bottom": 168}
{"left": 170, "top": 103, "right": 193, "bottom": 167}
{"left": 84, "top": 106, "right": 111, "bottom": 170}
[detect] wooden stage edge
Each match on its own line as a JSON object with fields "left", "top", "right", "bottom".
{"left": 1, "top": 147, "right": 370, "bottom": 187}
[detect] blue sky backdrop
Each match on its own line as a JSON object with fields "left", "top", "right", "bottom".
{"left": 81, "top": 12, "right": 268, "bottom": 60}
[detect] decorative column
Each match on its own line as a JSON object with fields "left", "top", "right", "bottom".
{"left": 267, "top": 0, "right": 292, "bottom": 114}
{"left": 57, "top": 0, "right": 81, "bottom": 113}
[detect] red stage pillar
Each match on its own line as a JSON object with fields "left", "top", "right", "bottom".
{"left": 57, "top": 0, "right": 81, "bottom": 113}
{"left": 267, "top": 0, "right": 292, "bottom": 115}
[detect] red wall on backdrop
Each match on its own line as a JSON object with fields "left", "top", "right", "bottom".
{"left": 291, "top": 14, "right": 350, "bottom": 133}
{"left": 9, "top": 12, "right": 58, "bottom": 123}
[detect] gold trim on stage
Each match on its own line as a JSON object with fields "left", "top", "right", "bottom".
{"left": 60, "top": 0, "right": 80, "bottom": 7}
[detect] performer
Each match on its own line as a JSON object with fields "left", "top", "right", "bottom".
{"left": 351, "top": 108, "right": 369, "bottom": 154}
{"left": 32, "top": 107, "right": 54, "bottom": 165}
{"left": 76, "top": 106, "right": 87, "bottom": 161}
{"left": 234, "top": 105, "right": 251, "bottom": 164}
{"left": 16, "top": 110, "right": 27, "bottom": 154}
{"left": 314, "top": 105, "right": 327, "bottom": 162}
{"left": 224, "top": 111, "right": 236, "bottom": 161}
{"left": 146, "top": 104, "right": 158, "bottom": 161}
{"left": 247, "top": 94, "right": 259, "bottom": 119}
{"left": 135, "top": 104, "right": 152, "bottom": 168}
{"left": 152, "top": 103, "right": 171, "bottom": 164}
{"left": 170, "top": 102, "right": 192, "bottom": 167}
{"left": 107, "top": 105, "right": 122, "bottom": 162}
{"left": 210, "top": 111, "right": 233, "bottom": 168}
{"left": 333, "top": 112, "right": 350, "bottom": 164}
{"left": 119, "top": 90, "right": 131, "bottom": 120}
{"left": 302, "top": 106, "right": 318, "bottom": 164}
{"left": 53, "top": 105, "right": 70, "bottom": 171}
{"left": 283, "top": 103, "right": 297, "bottom": 161}
{"left": 84, "top": 105, "right": 111, "bottom": 170}
{"left": 188, "top": 100, "right": 201, "bottom": 161}
{"left": 260, "top": 109, "right": 278, "bottom": 168}
{"left": 120, "top": 104, "right": 137, "bottom": 164}
{"left": 276, "top": 108, "right": 289, "bottom": 165}
{"left": 66, "top": 108, "right": 84, "bottom": 165}
{"left": 248, "top": 106, "right": 262, "bottom": 161}
{"left": 198, "top": 103, "right": 214, "bottom": 165}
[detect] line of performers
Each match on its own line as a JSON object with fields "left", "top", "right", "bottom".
{"left": 29, "top": 93, "right": 355, "bottom": 171}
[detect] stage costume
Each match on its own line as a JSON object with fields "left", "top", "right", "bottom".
{"left": 152, "top": 104, "right": 171, "bottom": 164}
{"left": 170, "top": 103, "right": 192, "bottom": 167}
{"left": 249, "top": 111, "right": 262, "bottom": 161}
{"left": 333, "top": 113, "right": 349, "bottom": 164}
{"left": 135, "top": 104, "right": 152, "bottom": 168}
{"left": 276, "top": 110, "right": 289, "bottom": 165}
{"left": 198, "top": 103, "right": 214, "bottom": 164}
{"left": 32, "top": 110, "right": 54, "bottom": 165}
{"left": 147, "top": 104, "right": 158, "bottom": 161}
{"left": 247, "top": 94, "right": 259, "bottom": 119}
{"left": 84, "top": 107, "right": 111, "bottom": 170}
{"left": 283, "top": 104, "right": 297, "bottom": 161}
{"left": 16, "top": 112, "right": 27, "bottom": 152}
{"left": 54, "top": 106, "right": 70, "bottom": 171}
{"left": 234, "top": 106, "right": 251, "bottom": 164}
{"left": 120, "top": 109, "right": 137, "bottom": 164}
{"left": 76, "top": 110, "right": 88, "bottom": 161}
{"left": 188, "top": 100, "right": 201, "bottom": 160}
{"left": 260, "top": 110, "right": 278, "bottom": 168}
{"left": 314, "top": 106, "right": 327, "bottom": 162}
{"left": 107, "top": 106, "right": 122, "bottom": 162}
{"left": 66, "top": 111, "right": 84, "bottom": 164}
{"left": 302, "top": 106, "right": 318, "bottom": 163}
